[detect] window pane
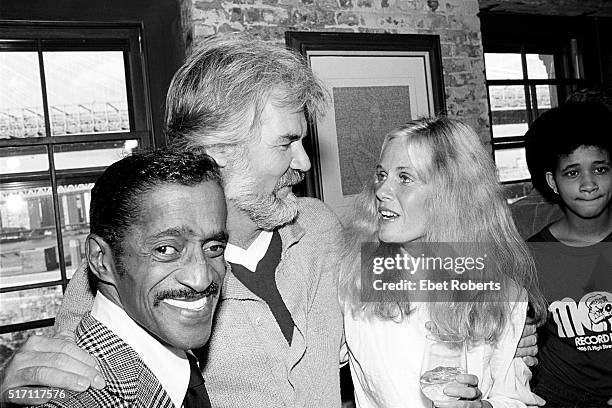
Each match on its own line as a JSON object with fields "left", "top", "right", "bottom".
{"left": 43, "top": 51, "right": 129, "bottom": 136}
{"left": 0, "top": 181, "right": 62, "bottom": 288}
{"left": 57, "top": 182, "right": 93, "bottom": 277}
{"left": 0, "top": 145, "right": 49, "bottom": 175}
{"left": 53, "top": 140, "right": 138, "bottom": 170}
{"left": 0, "top": 326, "right": 55, "bottom": 369}
{"left": 0, "top": 286, "right": 63, "bottom": 325}
{"left": 488, "top": 85, "right": 529, "bottom": 138}
{"left": 484, "top": 53, "right": 523, "bottom": 80}
{"left": 526, "top": 54, "right": 555, "bottom": 79}
{"left": 0, "top": 52, "right": 45, "bottom": 139}
{"left": 495, "top": 148, "right": 530, "bottom": 182}
{"left": 534, "top": 85, "right": 559, "bottom": 117}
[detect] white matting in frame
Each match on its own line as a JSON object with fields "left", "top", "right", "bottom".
{"left": 308, "top": 51, "right": 435, "bottom": 217}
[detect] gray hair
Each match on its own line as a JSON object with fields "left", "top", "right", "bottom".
{"left": 164, "top": 33, "right": 327, "bottom": 150}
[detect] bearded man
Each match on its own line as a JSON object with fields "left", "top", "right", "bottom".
{"left": 1, "top": 34, "right": 540, "bottom": 408}
{"left": 1, "top": 34, "right": 344, "bottom": 408}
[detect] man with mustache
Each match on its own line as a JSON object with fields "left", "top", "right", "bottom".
{"left": 12, "top": 148, "right": 228, "bottom": 407}
{"left": 1, "top": 34, "right": 344, "bottom": 408}
{"left": 1, "top": 34, "right": 537, "bottom": 408}
{"left": 157, "top": 34, "right": 345, "bottom": 407}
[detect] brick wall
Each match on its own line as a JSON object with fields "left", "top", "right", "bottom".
{"left": 183, "top": 0, "right": 491, "bottom": 144}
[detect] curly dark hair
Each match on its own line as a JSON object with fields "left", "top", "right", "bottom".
{"left": 525, "top": 102, "right": 612, "bottom": 201}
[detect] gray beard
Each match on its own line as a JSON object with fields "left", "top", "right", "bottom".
{"left": 221, "top": 151, "right": 304, "bottom": 230}
{"left": 227, "top": 189, "right": 299, "bottom": 231}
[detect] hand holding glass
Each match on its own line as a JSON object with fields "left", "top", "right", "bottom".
{"left": 420, "top": 334, "right": 467, "bottom": 406}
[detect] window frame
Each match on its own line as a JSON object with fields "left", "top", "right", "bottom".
{"left": 484, "top": 45, "right": 585, "bottom": 184}
{"left": 0, "top": 22, "right": 153, "bottom": 335}
{"left": 480, "top": 14, "right": 596, "bottom": 185}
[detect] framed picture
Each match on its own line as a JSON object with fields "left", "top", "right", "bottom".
{"left": 286, "top": 32, "right": 446, "bottom": 217}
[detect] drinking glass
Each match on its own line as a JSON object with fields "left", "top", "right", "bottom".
{"left": 419, "top": 334, "right": 467, "bottom": 407}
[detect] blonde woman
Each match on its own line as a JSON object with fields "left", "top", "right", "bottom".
{"left": 339, "top": 117, "right": 547, "bottom": 408}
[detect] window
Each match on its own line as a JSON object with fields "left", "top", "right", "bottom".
{"left": 0, "top": 23, "right": 152, "bottom": 365}
{"left": 479, "top": 14, "right": 597, "bottom": 185}
{"left": 484, "top": 46, "right": 584, "bottom": 183}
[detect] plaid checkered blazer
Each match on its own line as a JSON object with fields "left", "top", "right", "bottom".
{"left": 42, "top": 313, "right": 176, "bottom": 408}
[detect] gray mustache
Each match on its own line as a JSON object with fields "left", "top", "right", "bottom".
{"left": 276, "top": 170, "right": 304, "bottom": 189}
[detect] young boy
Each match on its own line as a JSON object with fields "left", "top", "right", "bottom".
{"left": 525, "top": 102, "right": 612, "bottom": 407}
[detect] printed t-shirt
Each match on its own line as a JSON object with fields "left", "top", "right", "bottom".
{"left": 527, "top": 227, "right": 612, "bottom": 398}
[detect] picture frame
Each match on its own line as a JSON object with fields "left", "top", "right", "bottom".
{"left": 286, "top": 32, "right": 446, "bottom": 217}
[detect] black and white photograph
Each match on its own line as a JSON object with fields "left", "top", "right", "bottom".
{"left": 1, "top": 1, "right": 611, "bottom": 407}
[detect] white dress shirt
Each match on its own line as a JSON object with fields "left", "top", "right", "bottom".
{"left": 91, "top": 292, "right": 190, "bottom": 408}
{"left": 224, "top": 230, "right": 273, "bottom": 272}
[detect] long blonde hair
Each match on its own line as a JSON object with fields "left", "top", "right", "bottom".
{"left": 339, "top": 117, "right": 546, "bottom": 343}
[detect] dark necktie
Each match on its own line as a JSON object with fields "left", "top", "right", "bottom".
{"left": 183, "top": 353, "right": 212, "bottom": 408}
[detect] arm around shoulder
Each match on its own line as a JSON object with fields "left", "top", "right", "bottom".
{"left": 0, "top": 262, "right": 102, "bottom": 406}
{"left": 0, "top": 332, "right": 104, "bottom": 406}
